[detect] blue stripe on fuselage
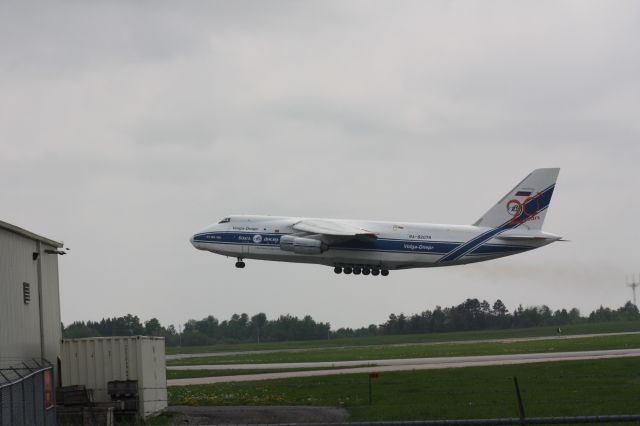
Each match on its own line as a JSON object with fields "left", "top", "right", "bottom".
{"left": 331, "top": 238, "right": 460, "bottom": 254}
{"left": 437, "top": 184, "right": 555, "bottom": 263}
{"left": 193, "top": 232, "right": 284, "bottom": 245}
{"left": 193, "top": 232, "right": 530, "bottom": 258}
{"left": 194, "top": 232, "right": 460, "bottom": 254}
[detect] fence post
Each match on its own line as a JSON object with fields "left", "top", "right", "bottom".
{"left": 10, "top": 382, "right": 14, "bottom": 426}
{"left": 513, "top": 376, "right": 526, "bottom": 425}
{"left": 22, "top": 379, "right": 26, "bottom": 425}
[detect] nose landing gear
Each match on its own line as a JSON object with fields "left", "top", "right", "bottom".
{"left": 235, "top": 258, "right": 246, "bottom": 268}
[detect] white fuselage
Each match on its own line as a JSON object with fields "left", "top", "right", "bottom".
{"left": 190, "top": 215, "right": 559, "bottom": 271}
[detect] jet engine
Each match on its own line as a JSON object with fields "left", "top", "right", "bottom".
{"left": 280, "top": 235, "right": 327, "bottom": 255}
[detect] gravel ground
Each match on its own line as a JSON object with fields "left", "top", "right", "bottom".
{"left": 165, "top": 405, "right": 349, "bottom": 424}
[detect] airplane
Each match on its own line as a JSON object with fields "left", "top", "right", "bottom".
{"left": 190, "top": 168, "right": 561, "bottom": 276}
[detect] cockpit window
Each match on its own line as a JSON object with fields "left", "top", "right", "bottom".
{"left": 218, "top": 217, "right": 231, "bottom": 224}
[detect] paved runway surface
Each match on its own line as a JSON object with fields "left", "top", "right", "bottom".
{"left": 167, "top": 331, "right": 640, "bottom": 361}
{"left": 167, "top": 347, "right": 640, "bottom": 386}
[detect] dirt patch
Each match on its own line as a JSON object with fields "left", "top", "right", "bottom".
{"left": 165, "top": 405, "right": 349, "bottom": 424}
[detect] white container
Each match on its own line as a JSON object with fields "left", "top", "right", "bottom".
{"left": 60, "top": 336, "right": 167, "bottom": 419}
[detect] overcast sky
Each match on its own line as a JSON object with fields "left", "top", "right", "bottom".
{"left": 2, "top": 1, "right": 639, "bottom": 330}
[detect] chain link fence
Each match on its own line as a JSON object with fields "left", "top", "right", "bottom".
{"left": 0, "top": 359, "right": 55, "bottom": 426}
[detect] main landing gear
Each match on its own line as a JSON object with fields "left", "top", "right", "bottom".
{"left": 333, "top": 266, "right": 389, "bottom": 277}
{"left": 235, "top": 258, "right": 246, "bottom": 268}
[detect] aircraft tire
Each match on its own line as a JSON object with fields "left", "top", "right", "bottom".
{"left": 353, "top": 267, "right": 361, "bottom": 275}
{"left": 381, "top": 269, "right": 389, "bottom": 276}
{"left": 372, "top": 269, "right": 380, "bottom": 276}
{"left": 362, "top": 268, "right": 370, "bottom": 275}
{"left": 334, "top": 267, "right": 342, "bottom": 274}
{"left": 344, "top": 267, "right": 353, "bottom": 274}
{"left": 235, "top": 261, "right": 245, "bottom": 268}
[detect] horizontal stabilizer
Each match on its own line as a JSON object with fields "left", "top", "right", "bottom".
{"left": 496, "top": 231, "right": 562, "bottom": 242}
{"left": 496, "top": 234, "right": 560, "bottom": 242}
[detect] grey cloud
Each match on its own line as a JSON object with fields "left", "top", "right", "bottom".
{"left": 1, "top": 1, "right": 639, "bottom": 328}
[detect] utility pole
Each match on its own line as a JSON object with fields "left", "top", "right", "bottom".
{"left": 628, "top": 274, "right": 639, "bottom": 307}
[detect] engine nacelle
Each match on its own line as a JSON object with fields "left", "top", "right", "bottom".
{"left": 280, "top": 235, "right": 327, "bottom": 255}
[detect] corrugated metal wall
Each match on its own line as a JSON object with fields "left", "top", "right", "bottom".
{"left": 0, "top": 226, "right": 61, "bottom": 381}
{"left": 0, "top": 227, "right": 42, "bottom": 367}
{"left": 38, "top": 245, "right": 62, "bottom": 375}
{"left": 61, "top": 337, "right": 167, "bottom": 418}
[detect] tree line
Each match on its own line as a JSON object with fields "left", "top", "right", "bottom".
{"left": 62, "top": 312, "right": 330, "bottom": 346}
{"left": 62, "top": 300, "right": 640, "bottom": 346}
{"left": 334, "top": 299, "right": 639, "bottom": 337}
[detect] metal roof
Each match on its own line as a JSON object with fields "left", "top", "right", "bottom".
{"left": 0, "top": 220, "right": 63, "bottom": 248}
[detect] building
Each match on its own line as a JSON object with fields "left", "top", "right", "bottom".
{"left": 0, "top": 220, "right": 64, "bottom": 425}
{"left": 0, "top": 220, "right": 64, "bottom": 374}
{"left": 60, "top": 336, "right": 168, "bottom": 420}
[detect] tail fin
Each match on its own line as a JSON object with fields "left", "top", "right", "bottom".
{"left": 473, "top": 168, "right": 560, "bottom": 230}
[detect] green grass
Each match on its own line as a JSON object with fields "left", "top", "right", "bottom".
{"left": 166, "top": 321, "right": 640, "bottom": 355}
{"left": 168, "top": 333, "right": 640, "bottom": 366}
{"left": 167, "top": 366, "right": 371, "bottom": 380}
{"left": 168, "top": 357, "right": 640, "bottom": 421}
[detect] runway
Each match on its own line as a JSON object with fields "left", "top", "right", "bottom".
{"left": 167, "top": 347, "right": 640, "bottom": 386}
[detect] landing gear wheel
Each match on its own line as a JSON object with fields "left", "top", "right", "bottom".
{"left": 334, "top": 266, "right": 343, "bottom": 274}
{"left": 344, "top": 267, "right": 353, "bottom": 274}
{"left": 353, "top": 267, "right": 362, "bottom": 275}
{"left": 235, "top": 258, "right": 245, "bottom": 268}
{"left": 381, "top": 269, "right": 389, "bottom": 276}
{"left": 362, "top": 268, "right": 370, "bottom": 276}
{"left": 371, "top": 269, "right": 380, "bottom": 276}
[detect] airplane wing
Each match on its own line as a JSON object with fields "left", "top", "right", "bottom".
{"left": 292, "top": 219, "right": 377, "bottom": 238}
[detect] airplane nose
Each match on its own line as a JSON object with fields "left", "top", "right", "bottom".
{"left": 189, "top": 234, "right": 196, "bottom": 247}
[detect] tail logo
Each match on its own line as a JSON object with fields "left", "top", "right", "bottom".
{"left": 506, "top": 199, "right": 523, "bottom": 217}
{"left": 506, "top": 193, "right": 542, "bottom": 224}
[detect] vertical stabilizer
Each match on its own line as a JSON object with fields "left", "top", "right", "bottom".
{"left": 473, "top": 168, "right": 560, "bottom": 230}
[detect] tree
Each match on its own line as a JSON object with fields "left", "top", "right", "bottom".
{"left": 144, "top": 318, "right": 163, "bottom": 336}
{"left": 64, "top": 321, "right": 101, "bottom": 338}
{"left": 181, "top": 331, "right": 209, "bottom": 346}
{"left": 618, "top": 301, "right": 640, "bottom": 320}
{"left": 251, "top": 313, "right": 267, "bottom": 342}
{"left": 492, "top": 299, "right": 508, "bottom": 316}
{"left": 430, "top": 306, "right": 446, "bottom": 332}
{"left": 568, "top": 308, "right": 581, "bottom": 323}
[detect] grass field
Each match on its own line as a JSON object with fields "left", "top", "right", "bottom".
{"left": 166, "top": 321, "right": 640, "bottom": 355}
{"left": 168, "top": 357, "right": 640, "bottom": 421}
{"left": 167, "top": 366, "right": 370, "bottom": 380}
{"left": 167, "top": 333, "right": 640, "bottom": 366}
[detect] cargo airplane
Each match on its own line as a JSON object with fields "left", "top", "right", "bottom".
{"left": 191, "top": 168, "right": 561, "bottom": 276}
